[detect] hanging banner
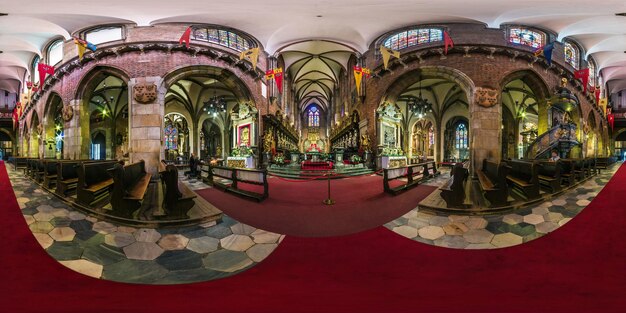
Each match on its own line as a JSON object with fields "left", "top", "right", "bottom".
{"left": 179, "top": 26, "right": 192, "bottom": 48}
{"left": 599, "top": 98, "right": 608, "bottom": 114}
{"left": 239, "top": 47, "right": 259, "bottom": 69}
{"left": 353, "top": 66, "right": 371, "bottom": 96}
{"left": 265, "top": 68, "right": 284, "bottom": 94}
{"left": 574, "top": 68, "right": 590, "bottom": 93}
{"left": 73, "top": 37, "right": 97, "bottom": 59}
{"left": 443, "top": 31, "right": 454, "bottom": 55}
{"left": 534, "top": 42, "right": 555, "bottom": 65}
{"left": 594, "top": 86, "right": 601, "bottom": 105}
{"left": 37, "top": 63, "right": 55, "bottom": 85}
{"left": 380, "top": 45, "right": 400, "bottom": 70}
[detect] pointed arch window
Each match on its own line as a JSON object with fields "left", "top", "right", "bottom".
{"left": 509, "top": 27, "right": 544, "bottom": 49}
{"left": 164, "top": 124, "right": 179, "bottom": 150}
{"left": 564, "top": 42, "right": 579, "bottom": 69}
{"left": 383, "top": 28, "right": 443, "bottom": 51}
{"left": 307, "top": 106, "right": 320, "bottom": 127}
{"left": 428, "top": 126, "right": 435, "bottom": 146}
{"left": 31, "top": 56, "right": 40, "bottom": 84}
{"left": 46, "top": 39, "right": 64, "bottom": 66}
{"left": 455, "top": 123, "right": 468, "bottom": 149}
{"left": 588, "top": 59, "right": 596, "bottom": 87}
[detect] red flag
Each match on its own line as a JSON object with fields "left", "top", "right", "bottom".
{"left": 444, "top": 31, "right": 454, "bottom": 55}
{"left": 608, "top": 113, "right": 614, "bottom": 130}
{"left": 179, "top": 26, "right": 192, "bottom": 48}
{"left": 274, "top": 68, "right": 283, "bottom": 94}
{"left": 37, "top": 63, "right": 55, "bottom": 85}
{"left": 574, "top": 68, "right": 590, "bottom": 93}
{"left": 594, "top": 86, "right": 601, "bottom": 104}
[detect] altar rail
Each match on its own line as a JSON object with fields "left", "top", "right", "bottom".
{"left": 383, "top": 161, "right": 438, "bottom": 195}
{"left": 204, "top": 165, "right": 268, "bottom": 202}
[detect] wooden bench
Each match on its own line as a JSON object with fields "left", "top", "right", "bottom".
{"left": 207, "top": 165, "right": 268, "bottom": 202}
{"left": 42, "top": 160, "right": 60, "bottom": 189}
{"left": 33, "top": 159, "right": 53, "bottom": 183}
{"left": 476, "top": 159, "right": 510, "bottom": 207}
{"left": 535, "top": 160, "right": 562, "bottom": 193}
{"left": 570, "top": 159, "right": 587, "bottom": 180}
{"left": 559, "top": 159, "right": 577, "bottom": 186}
{"left": 160, "top": 164, "right": 197, "bottom": 219}
{"left": 583, "top": 158, "right": 597, "bottom": 176}
{"left": 596, "top": 156, "right": 617, "bottom": 169}
{"left": 55, "top": 161, "right": 81, "bottom": 197}
{"left": 25, "top": 158, "right": 37, "bottom": 177}
{"left": 382, "top": 161, "right": 436, "bottom": 195}
{"left": 504, "top": 159, "right": 540, "bottom": 201}
{"left": 76, "top": 160, "right": 118, "bottom": 207}
{"left": 108, "top": 160, "right": 152, "bottom": 218}
{"left": 440, "top": 162, "right": 468, "bottom": 208}
{"left": 12, "top": 157, "right": 28, "bottom": 171}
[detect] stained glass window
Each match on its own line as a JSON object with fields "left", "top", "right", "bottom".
{"left": 564, "top": 42, "right": 579, "bottom": 69}
{"left": 164, "top": 125, "right": 178, "bottom": 150}
{"left": 428, "top": 126, "right": 434, "bottom": 146}
{"left": 455, "top": 123, "right": 468, "bottom": 149}
{"left": 383, "top": 28, "right": 443, "bottom": 50}
{"left": 509, "top": 27, "right": 544, "bottom": 49}
{"left": 307, "top": 106, "right": 320, "bottom": 127}
{"left": 588, "top": 59, "right": 596, "bottom": 87}
{"left": 192, "top": 27, "right": 252, "bottom": 52}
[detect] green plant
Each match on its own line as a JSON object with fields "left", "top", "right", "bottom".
{"left": 350, "top": 155, "right": 362, "bottom": 163}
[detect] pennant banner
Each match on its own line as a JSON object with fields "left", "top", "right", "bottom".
{"left": 179, "top": 26, "right": 192, "bottom": 48}
{"left": 599, "top": 98, "right": 608, "bottom": 114}
{"left": 353, "top": 66, "right": 371, "bottom": 96}
{"left": 574, "top": 68, "right": 590, "bottom": 93}
{"left": 534, "top": 42, "right": 555, "bottom": 65}
{"left": 37, "top": 63, "right": 55, "bottom": 85}
{"left": 443, "top": 31, "right": 454, "bottom": 55}
{"left": 73, "top": 37, "right": 97, "bottom": 60}
{"left": 608, "top": 113, "right": 614, "bottom": 130}
{"left": 265, "top": 68, "right": 284, "bottom": 94}
{"left": 594, "top": 86, "right": 601, "bottom": 105}
{"left": 380, "top": 45, "right": 400, "bottom": 70}
{"left": 240, "top": 48, "right": 259, "bottom": 69}
{"left": 12, "top": 102, "right": 22, "bottom": 130}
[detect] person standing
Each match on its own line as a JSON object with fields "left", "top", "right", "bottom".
{"left": 189, "top": 153, "right": 196, "bottom": 177}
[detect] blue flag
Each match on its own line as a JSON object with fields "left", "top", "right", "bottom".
{"left": 534, "top": 42, "right": 555, "bottom": 65}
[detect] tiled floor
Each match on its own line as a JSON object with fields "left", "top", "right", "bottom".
{"left": 385, "top": 165, "right": 618, "bottom": 249}
{"left": 8, "top": 166, "right": 284, "bottom": 284}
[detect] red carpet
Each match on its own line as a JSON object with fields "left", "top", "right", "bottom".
{"left": 196, "top": 175, "right": 437, "bottom": 237}
{"left": 1, "top": 161, "right": 626, "bottom": 313}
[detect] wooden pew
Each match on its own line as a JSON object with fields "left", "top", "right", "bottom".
{"left": 439, "top": 163, "right": 468, "bottom": 208}
{"left": 476, "top": 159, "right": 510, "bottom": 207}
{"left": 560, "top": 159, "right": 577, "bottom": 186}
{"left": 535, "top": 160, "right": 562, "bottom": 193}
{"left": 55, "top": 161, "right": 81, "bottom": 197}
{"left": 108, "top": 160, "right": 152, "bottom": 218}
{"left": 42, "top": 160, "right": 60, "bottom": 189}
{"left": 160, "top": 164, "right": 197, "bottom": 219}
{"left": 584, "top": 158, "right": 596, "bottom": 176}
{"left": 207, "top": 165, "right": 269, "bottom": 202}
{"left": 504, "top": 159, "right": 540, "bottom": 201}
{"left": 570, "top": 159, "right": 587, "bottom": 180}
{"left": 76, "top": 160, "right": 118, "bottom": 207}
{"left": 596, "top": 156, "right": 617, "bottom": 169}
{"left": 382, "top": 161, "right": 436, "bottom": 195}
{"left": 33, "top": 159, "right": 50, "bottom": 183}
{"left": 12, "top": 157, "right": 28, "bottom": 171}
{"left": 25, "top": 158, "right": 36, "bottom": 177}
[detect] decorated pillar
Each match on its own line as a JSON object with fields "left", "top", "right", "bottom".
{"left": 128, "top": 77, "right": 164, "bottom": 177}
{"left": 470, "top": 87, "right": 501, "bottom": 173}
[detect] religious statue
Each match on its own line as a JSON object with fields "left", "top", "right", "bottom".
{"left": 216, "top": 145, "right": 222, "bottom": 157}
{"left": 361, "top": 134, "right": 371, "bottom": 151}
{"left": 240, "top": 126, "right": 250, "bottom": 146}
{"left": 263, "top": 131, "right": 274, "bottom": 153}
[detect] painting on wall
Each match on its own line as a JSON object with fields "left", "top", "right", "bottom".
{"left": 383, "top": 124, "right": 396, "bottom": 147}
{"left": 238, "top": 124, "right": 251, "bottom": 147}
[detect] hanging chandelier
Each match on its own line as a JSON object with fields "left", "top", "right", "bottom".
{"left": 408, "top": 80, "right": 432, "bottom": 119}
{"left": 203, "top": 96, "right": 227, "bottom": 117}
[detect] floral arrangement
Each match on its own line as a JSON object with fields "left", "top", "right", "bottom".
{"left": 231, "top": 146, "right": 253, "bottom": 157}
{"left": 350, "top": 155, "right": 362, "bottom": 163}
{"left": 381, "top": 147, "right": 404, "bottom": 156}
{"left": 274, "top": 154, "right": 285, "bottom": 165}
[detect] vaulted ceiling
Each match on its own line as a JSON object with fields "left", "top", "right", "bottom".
{"left": 1, "top": 0, "right": 625, "bottom": 96}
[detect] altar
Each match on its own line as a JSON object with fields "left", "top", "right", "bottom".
{"left": 378, "top": 156, "right": 407, "bottom": 169}
{"left": 227, "top": 156, "right": 256, "bottom": 169}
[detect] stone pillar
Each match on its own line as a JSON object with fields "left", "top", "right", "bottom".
{"left": 64, "top": 99, "right": 89, "bottom": 160}
{"left": 470, "top": 92, "right": 502, "bottom": 174}
{"left": 128, "top": 77, "right": 165, "bottom": 178}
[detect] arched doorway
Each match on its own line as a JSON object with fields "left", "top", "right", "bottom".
{"left": 501, "top": 78, "right": 540, "bottom": 159}
{"left": 44, "top": 93, "right": 64, "bottom": 159}
{"left": 30, "top": 113, "right": 41, "bottom": 158}
{"left": 91, "top": 131, "right": 106, "bottom": 160}
{"left": 585, "top": 111, "right": 597, "bottom": 157}
{"left": 163, "top": 113, "right": 190, "bottom": 161}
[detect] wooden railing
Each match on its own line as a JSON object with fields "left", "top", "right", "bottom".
{"left": 382, "top": 161, "right": 438, "bottom": 195}
{"left": 204, "top": 165, "right": 268, "bottom": 201}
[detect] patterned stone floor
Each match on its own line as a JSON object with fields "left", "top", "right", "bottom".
{"left": 386, "top": 164, "right": 620, "bottom": 249}
{"left": 7, "top": 166, "right": 284, "bottom": 284}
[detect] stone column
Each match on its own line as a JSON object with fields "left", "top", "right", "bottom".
{"left": 470, "top": 91, "right": 501, "bottom": 174}
{"left": 128, "top": 77, "right": 165, "bottom": 178}
{"left": 64, "top": 99, "right": 89, "bottom": 160}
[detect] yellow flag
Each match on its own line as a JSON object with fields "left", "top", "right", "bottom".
{"left": 354, "top": 68, "right": 363, "bottom": 96}
{"left": 76, "top": 44, "right": 86, "bottom": 59}
{"left": 240, "top": 47, "right": 259, "bottom": 69}
{"left": 380, "top": 45, "right": 400, "bottom": 70}
{"left": 599, "top": 98, "right": 608, "bottom": 114}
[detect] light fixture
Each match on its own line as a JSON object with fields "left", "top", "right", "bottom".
{"left": 407, "top": 78, "right": 432, "bottom": 119}
{"left": 203, "top": 75, "right": 227, "bottom": 117}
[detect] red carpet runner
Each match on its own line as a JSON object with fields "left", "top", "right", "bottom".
{"left": 1, "top": 161, "right": 625, "bottom": 313}
{"left": 196, "top": 175, "right": 437, "bottom": 237}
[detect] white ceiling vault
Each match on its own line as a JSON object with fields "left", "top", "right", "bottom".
{"left": 1, "top": 0, "right": 625, "bottom": 95}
